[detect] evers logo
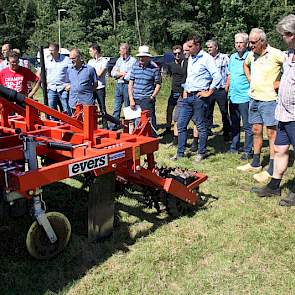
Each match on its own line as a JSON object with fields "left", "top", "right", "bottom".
{"left": 68, "top": 155, "right": 108, "bottom": 176}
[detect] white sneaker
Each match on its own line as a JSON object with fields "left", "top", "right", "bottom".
{"left": 237, "top": 163, "right": 262, "bottom": 172}
{"left": 253, "top": 170, "right": 271, "bottom": 183}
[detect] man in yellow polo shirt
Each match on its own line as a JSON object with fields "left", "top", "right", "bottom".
{"left": 237, "top": 28, "right": 285, "bottom": 183}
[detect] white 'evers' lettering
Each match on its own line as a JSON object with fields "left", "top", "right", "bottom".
{"left": 68, "top": 155, "right": 108, "bottom": 176}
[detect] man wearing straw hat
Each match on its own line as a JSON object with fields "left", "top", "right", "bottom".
{"left": 128, "top": 45, "right": 161, "bottom": 137}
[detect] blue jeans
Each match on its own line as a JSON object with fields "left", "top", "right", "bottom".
{"left": 177, "top": 94, "right": 208, "bottom": 156}
{"left": 48, "top": 89, "right": 71, "bottom": 117}
{"left": 47, "top": 89, "right": 72, "bottom": 120}
{"left": 112, "top": 83, "right": 129, "bottom": 120}
{"left": 168, "top": 90, "right": 181, "bottom": 106}
{"left": 94, "top": 88, "right": 108, "bottom": 129}
{"left": 229, "top": 101, "right": 253, "bottom": 154}
{"left": 135, "top": 98, "right": 157, "bottom": 137}
{"left": 207, "top": 89, "right": 231, "bottom": 136}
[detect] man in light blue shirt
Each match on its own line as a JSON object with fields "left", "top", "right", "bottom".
{"left": 226, "top": 32, "right": 253, "bottom": 160}
{"left": 172, "top": 34, "right": 221, "bottom": 162}
{"left": 111, "top": 43, "right": 136, "bottom": 129}
{"left": 43, "top": 43, "right": 72, "bottom": 115}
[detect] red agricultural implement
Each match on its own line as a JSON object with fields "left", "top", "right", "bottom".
{"left": 0, "top": 85, "right": 207, "bottom": 259}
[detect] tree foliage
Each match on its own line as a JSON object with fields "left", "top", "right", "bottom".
{"left": 0, "top": 0, "right": 294, "bottom": 56}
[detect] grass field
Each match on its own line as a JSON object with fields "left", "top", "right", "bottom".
{"left": 1, "top": 77, "right": 295, "bottom": 295}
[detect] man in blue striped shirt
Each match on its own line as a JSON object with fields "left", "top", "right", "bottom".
{"left": 128, "top": 45, "right": 161, "bottom": 137}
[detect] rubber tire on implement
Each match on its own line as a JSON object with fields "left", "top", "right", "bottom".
{"left": 26, "top": 212, "right": 71, "bottom": 260}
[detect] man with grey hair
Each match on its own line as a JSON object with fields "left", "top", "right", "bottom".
{"left": 226, "top": 32, "right": 253, "bottom": 160}
{"left": 111, "top": 43, "right": 136, "bottom": 129}
{"left": 237, "top": 28, "right": 285, "bottom": 184}
{"left": 66, "top": 48, "right": 98, "bottom": 112}
{"left": 206, "top": 39, "right": 231, "bottom": 142}
{"left": 252, "top": 15, "right": 295, "bottom": 205}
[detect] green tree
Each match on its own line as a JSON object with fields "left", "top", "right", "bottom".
{"left": 1, "top": 0, "right": 294, "bottom": 57}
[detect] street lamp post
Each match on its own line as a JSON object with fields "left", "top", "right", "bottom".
{"left": 58, "top": 9, "right": 66, "bottom": 52}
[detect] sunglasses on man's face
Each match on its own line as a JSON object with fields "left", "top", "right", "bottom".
{"left": 249, "top": 39, "right": 261, "bottom": 45}
{"left": 281, "top": 32, "right": 293, "bottom": 38}
{"left": 173, "top": 52, "right": 181, "bottom": 56}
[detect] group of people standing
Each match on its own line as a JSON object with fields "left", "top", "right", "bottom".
{"left": 165, "top": 14, "right": 295, "bottom": 207}
{"left": 0, "top": 14, "right": 294, "bottom": 207}
{"left": 0, "top": 41, "right": 161, "bottom": 129}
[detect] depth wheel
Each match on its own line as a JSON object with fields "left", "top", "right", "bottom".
{"left": 166, "top": 195, "right": 191, "bottom": 217}
{"left": 26, "top": 212, "right": 71, "bottom": 260}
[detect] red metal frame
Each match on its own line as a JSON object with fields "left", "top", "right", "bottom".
{"left": 0, "top": 94, "right": 207, "bottom": 205}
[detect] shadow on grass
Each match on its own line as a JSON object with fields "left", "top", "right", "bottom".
{"left": 281, "top": 179, "right": 295, "bottom": 192}
{"left": 207, "top": 133, "right": 229, "bottom": 154}
{"left": 159, "top": 128, "right": 195, "bottom": 145}
{"left": 159, "top": 133, "right": 173, "bottom": 144}
{"left": 207, "top": 135, "right": 276, "bottom": 160}
{"left": 0, "top": 179, "right": 216, "bottom": 295}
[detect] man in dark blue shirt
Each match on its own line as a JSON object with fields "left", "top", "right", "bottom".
{"left": 66, "top": 48, "right": 98, "bottom": 112}
{"left": 128, "top": 45, "right": 161, "bottom": 137}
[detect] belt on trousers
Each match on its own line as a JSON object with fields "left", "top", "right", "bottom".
{"left": 187, "top": 90, "right": 206, "bottom": 95}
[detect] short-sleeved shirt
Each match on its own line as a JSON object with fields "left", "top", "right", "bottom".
{"left": 245, "top": 45, "right": 285, "bottom": 101}
{"left": 88, "top": 57, "right": 108, "bottom": 89}
{"left": 213, "top": 52, "right": 229, "bottom": 88}
{"left": 0, "top": 60, "right": 8, "bottom": 71}
{"left": 129, "top": 61, "right": 161, "bottom": 100}
{"left": 275, "top": 50, "right": 295, "bottom": 122}
{"left": 111, "top": 56, "right": 137, "bottom": 83}
{"left": 66, "top": 64, "right": 98, "bottom": 108}
{"left": 228, "top": 51, "right": 250, "bottom": 103}
{"left": 0, "top": 66, "right": 39, "bottom": 95}
{"left": 167, "top": 59, "right": 187, "bottom": 93}
{"left": 184, "top": 50, "right": 221, "bottom": 92}
{"left": 45, "top": 54, "right": 72, "bottom": 92}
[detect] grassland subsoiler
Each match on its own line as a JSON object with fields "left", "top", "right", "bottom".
{"left": 0, "top": 85, "right": 207, "bottom": 259}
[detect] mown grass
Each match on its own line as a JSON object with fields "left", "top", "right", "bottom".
{"left": 1, "top": 77, "right": 295, "bottom": 295}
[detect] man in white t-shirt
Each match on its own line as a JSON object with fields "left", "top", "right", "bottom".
{"left": 88, "top": 43, "right": 109, "bottom": 129}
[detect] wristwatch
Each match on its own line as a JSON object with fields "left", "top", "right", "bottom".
{"left": 150, "top": 95, "right": 156, "bottom": 100}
